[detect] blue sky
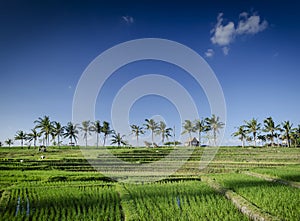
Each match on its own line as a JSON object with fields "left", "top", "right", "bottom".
{"left": 0, "top": 0, "right": 299, "bottom": 146}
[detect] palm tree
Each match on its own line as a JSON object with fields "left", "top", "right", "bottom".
{"left": 282, "top": 121, "right": 293, "bottom": 147}
{"left": 91, "top": 120, "right": 102, "bottom": 148}
{"left": 101, "top": 121, "right": 113, "bottom": 147}
{"left": 295, "top": 125, "right": 300, "bottom": 136}
{"left": 244, "top": 118, "right": 261, "bottom": 147}
{"left": 130, "top": 124, "right": 144, "bottom": 147}
{"left": 34, "top": 116, "right": 52, "bottom": 146}
{"left": 294, "top": 125, "right": 300, "bottom": 147}
{"left": 144, "top": 119, "right": 158, "bottom": 147}
{"left": 274, "top": 132, "right": 281, "bottom": 146}
{"left": 257, "top": 134, "right": 266, "bottom": 146}
{"left": 15, "top": 130, "right": 27, "bottom": 148}
{"left": 246, "top": 136, "right": 252, "bottom": 144}
{"left": 63, "top": 122, "right": 79, "bottom": 146}
{"left": 27, "top": 128, "right": 41, "bottom": 148}
{"left": 5, "top": 138, "right": 13, "bottom": 147}
{"left": 263, "top": 117, "right": 280, "bottom": 146}
{"left": 232, "top": 125, "right": 247, "bottom": 147}
{"left": 111, "top": 132, "right": 127, "bottom": 147}
{"left": 290, "top": 131, "right": 299, "bottom": 147}
{"left": 194, "top": 119, "right": 208, "bottom": 146}
{"left": 51, "top": 121, "right": 64, "bottom": 147}
{"left": 79, "top": 120, "right": 92, "bottom": 147}
{"left": 181, "top": 120, "right": 194, "bottom": 145}
{"left": 156, "top": 121, "right": 172, "bottom": 145}
{"left": 205, "top": 114, "right": 225, "bottom": 146}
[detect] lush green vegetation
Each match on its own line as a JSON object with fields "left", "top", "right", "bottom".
{"left": 1, "top": 115, "right": 226, "bottom": 149}
{"left": 1, "top": 183, "right": 122, "bottom": 221}
{"left": 121, "top": 181, "right": 249, "bottom": 221}
{"left": 0, "top": 146, "right": 299, "bottom": 220}
{"left": 209, "top": 173, "right": 300, "bottom": 220}
{"left": 233, "top": 117, "right": 300, "bottom": 147}
{"left": 252, "top": 166, "right": 300, "bottom": 182}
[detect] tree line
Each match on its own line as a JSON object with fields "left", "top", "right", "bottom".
{"left": 232, "top": 117, "right": 300, "bottom": 147}
{"left": 0, "top": 114, "right": 225, "bottom": 148}
{"left": 0, "top": 116, "right": 114, "bottom": 148}
{"left": 3, "top": 115, "right": 298, "bottom": 148}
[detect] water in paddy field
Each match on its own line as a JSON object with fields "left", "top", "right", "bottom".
{"left": 15, "top": 195, "right": 30, "bottom": 217}
{"left": 15, "top": 196, "right": 20, "bottom": 216}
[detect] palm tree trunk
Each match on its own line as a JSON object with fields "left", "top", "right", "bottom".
{"left": 103, "top": 135, "right": 106, "bottom": 147}
{"left": 198, "top": 131, "right": 201, "bottom": 147}
{"left": 213, "top": 130, "right": 217, "bottom": 146}
{"left": 85, "top": 134, "right": 88, "bottom": 147}
{"left": 151, "top": 130, "right": 154, "bottom": 147}
{"left": 136, "top": 135, "right": 139, "bottom": 147}
{"left": 47, "top": 135, "right": 50, "bottom": 147}
{"left": 96, "top": 133, "right": 99, "bottom": 148}
{"left": 271, "top": 132, "right": 274, "bottom": 146}
{"left": 173, "top": 126, "right": 176, "bottom": 147}
{"left": 242, "top": 138, "right": 245, "bottom": 148}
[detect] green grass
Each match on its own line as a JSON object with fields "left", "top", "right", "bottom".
{"left": 109, "top": 147, "right": 174, "bottom": 163}
{"left": 0, "top": 146, "right": 299, "bottom": 220}
{"left": 0, "top": 183, "right": 123, "bottom": 221}
{"left": 209, "top": 173, "right": 300, "bottom": 221}
{"left": 121, "top": 180, "right": 249, "bottom": 221}
{"left": 252, "top": 165, "right": 300, "bottom": 182}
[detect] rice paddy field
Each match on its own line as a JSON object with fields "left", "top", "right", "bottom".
{"left": 0, "top": 146, "right": 299, "bottom": 220}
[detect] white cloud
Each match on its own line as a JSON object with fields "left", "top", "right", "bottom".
{"left": 222, "top": 46, "right": 229, "bottom": 55}
{"left": 236, "top": 13, "right": 268, "bottom": 35}
{"left": 122, "top": 16, "right": 134, "bottom": 24}
{"left": 239, "top": 12, "right": 249, "bottom": 18}
{"left": 210, "top": 13, "right": 235, "bottom": 46}
{"left": 210, "top": 11, "right": 268, "bottom": 55}
{"left": 205, "top": 49, "right": 215, "bottom": 58}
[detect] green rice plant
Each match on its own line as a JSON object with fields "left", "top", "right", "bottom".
{"left": 122, "top": 180, "right": 249, "bottom": 221}
{"left": 252, "top": 166, "right": 300, "bottom": 182}
{"left": 210, "top": 173, "right": 300, "bottom": 220}
{"left": 0, "top": 183, "right": 123, "bottom": 221}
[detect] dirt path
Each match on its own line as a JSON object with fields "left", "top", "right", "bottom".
{"left": 202, "top": 177, "right": 280, "bottom": 221}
